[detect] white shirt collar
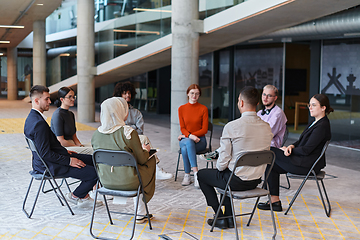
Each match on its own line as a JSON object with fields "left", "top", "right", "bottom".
{"left": 32, "top": 108, "right": 47, "bottom": 121}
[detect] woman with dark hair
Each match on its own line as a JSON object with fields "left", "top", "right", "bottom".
{"left": 258, "top": 94, "right": 333, "bottom": 212}
{"left": 178, "top": 84, "right": 208, "bottom": 188}
{"left": 51, "top": 87, "right": 92, "bottom": 154}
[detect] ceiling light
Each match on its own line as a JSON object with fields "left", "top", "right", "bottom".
{"left": 113, "top": 29, "right": 160, "bottom": 35}
{"left": 0, "top": 53, "right": 3, "bottom": 56}
{"left": 0, "top": 41, "right": 10, "bottom": 44}
{"left": 344, "top": 33, "right": 360, "bottom": 37}
{"left": 133, "top": 8, "right": 171, "bottom": 13}
{"left": 0, "top": 25, "right": 24, "bottom": 29}
{"left": 37, "top": 3, "right": 44, "bottom": 6}
{"left": 114, "top": 44, "right": 128, "bottom": 47}
{"left": 248, "top": 38, "right": 273, "bottom": 43}
{"left": 59, "top": 53, "right": 70, "bottom": 57}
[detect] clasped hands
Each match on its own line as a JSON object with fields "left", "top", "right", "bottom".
{"left": 280, "top": 144, "right": 295, "bottom": 156}
{"left": 68, "top": 150, "right": 86, "bottom": 169}
{"left": 177, "top": 134, "right": 200, "bottom": 143}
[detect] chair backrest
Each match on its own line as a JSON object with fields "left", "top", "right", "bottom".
{"left": 234, "top": 150, "right": 275, "bottom": 169}
{"left": 207, "top": 122, "right": 213, "bottom": 151}
{"left": 281, "top": 127, "right": 289, "bottom": 146}
{"left": 308, "top": 140, "right": 330, "bottom": 172}
{"left": 25, "top": 136, "right": 53, "bottom": 176}
{"left": 92, "top": 149, "right": 144, "bottom": 187}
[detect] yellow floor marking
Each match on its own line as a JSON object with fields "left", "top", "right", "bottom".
{"left": 136, "top": 221, "right": 148, "bottom": 240}
{"left": 240, "top": 202, "right": 244, "bottom": 240}
{"left": 73, "top": 222, "right": 90, "bottom": 239}
{"left": 337, "top": 202, "right": 360, "bottom": 235}
{"left": 0, "top": 118, "right": 95, "bottom": 134}
{"left": 158, "top": 211, "right": 172, "bottom": 239}
{"left": 301, "top": 195, "right": 325, "bottom": 239}
{"left": 256, "top": 207, "right": 264, "bottom": 239}
{"left": 275, "top": 209, "right": 285, "bottom": 240}
{"left": 286, "top": 196, "right": 305, "bottom": 239}
{"left": 200, "top": 207, "right": 210, "bottom": 240}
{"left": 179, "top": 209, "right": 191, "bottom": 239}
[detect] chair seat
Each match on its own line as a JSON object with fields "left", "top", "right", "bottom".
{"left": 216, "top": 187, "right": 269, "bottom": 199}
{"left": 177, "top": 148, "right": 210, "bottom": 155}
{"left": 29, "top": 170, "right": 68, "bottom": 181}
{"left": 97, "top": 187, "right": 138, "bottom": 197}
{"left": 287, "top": 170, "right": 325, "bottom": 180}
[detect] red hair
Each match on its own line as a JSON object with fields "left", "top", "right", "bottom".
{"left": 186, "top": 84, "right": 201, "bottom": 96}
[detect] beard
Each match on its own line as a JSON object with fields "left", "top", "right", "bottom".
{"left": 264, "top": 101, "right": 275, "bottom": 108}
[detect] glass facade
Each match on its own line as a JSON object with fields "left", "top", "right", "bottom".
{"left": 321, "top": 39, "right": 360, "bottom": 145}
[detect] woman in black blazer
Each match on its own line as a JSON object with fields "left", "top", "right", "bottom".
{"left": 258, "top": 94, "right": 333, "bottom": 212}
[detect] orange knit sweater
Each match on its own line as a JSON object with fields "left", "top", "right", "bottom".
{"left": 178, "top": 102, "right": 208, "bottom": 137}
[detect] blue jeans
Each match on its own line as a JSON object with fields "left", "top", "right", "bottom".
{"left": 179, "top": 136, "right": 207, "bottom": 173}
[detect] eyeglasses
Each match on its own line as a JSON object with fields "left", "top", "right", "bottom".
{"left": 262, "top": 93, "right": 275, "bottom": 98}
{"left": 189, "top": 92, "right": 200, "bottom": 96}
{"left": 65, "top": 96, "right": 77, "bottom": 100}
{"left": 307, "top": 103, "right": 318, "bottom": 108}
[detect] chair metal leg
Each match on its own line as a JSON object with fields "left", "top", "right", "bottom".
{"left": 316, "top": 178, "right": 331, "bottom": 217}
{"left": 46, "top": 179, "right": 65, "bottom": 206}
{"left": 246, "top": 196, "right": 261, "bottom": 226}
{"left": 210, "top": 189, "right": 228, "bottom": 232}
{"left": 22, "top": 177, "right": 44, "bottom": 218}
{"left": 174, "top": 152, "right": 181, "bottom": 181}
{"left": 267, "top": 193, "right": 277, "bottom": 240}
{"left": 285, "top": 172, "right": 312, "bottom": 215}
{"left": 51, "top": 178, "right": 74, "bottom": 215}
{"left": 142, "top": 191, "right": 153, "bottom": 230}
{"left": 280, "top": 174, "right": 291, "bottom": 189}
{"left": 229, "top": 191, "right": 239, "bottom": 240}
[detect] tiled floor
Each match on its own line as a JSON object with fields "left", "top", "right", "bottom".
{"left": 1, "top": 100, "right": 360, "bottom": 239}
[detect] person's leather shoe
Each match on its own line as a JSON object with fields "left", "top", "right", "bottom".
{"left": 257, "top": 201, "right": 283, "bottom": 212}
{"left": 207, "top": 218, "right": 228, "bottom": 229}
{"left": 227, "top": 217, "right": 235, "bottom": 228}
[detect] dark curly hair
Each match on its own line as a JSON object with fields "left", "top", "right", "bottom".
{"left": 113, "top": 81, "right": 136, "bottom": 100}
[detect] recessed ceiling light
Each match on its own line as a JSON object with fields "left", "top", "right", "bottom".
{"left": 0, "top": 53, "right": 3, "bottom": 56}
{"left": 37, "top": 3, "right": 44, "bottom": 6}
{"left": 0, "top": 25, "right": 24, "bottom": 29}
{"left": 0, "top": 41, "right": 10, "bottom": 44}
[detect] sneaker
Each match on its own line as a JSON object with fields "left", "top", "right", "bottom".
{"left": 156, "top": 165, "right": 173, "bottom": 180}
{"left": 181, "top": 174, "right": 191, "bottom": 186}
{"left": 65, "top": 192, "right": 81, "bottom": 205}
{"left": 89, "top": 190, "right": 113, "bottom": 201}
{"left": 194, "top": 172, "right": 200, "bottom": 189}
{"left": 136, "top": 214, "right": 154, "bottom": 224}
{"left": 78, "top": 196, "right": 103, "bottom": 208}
{"left": 199, "top": 154, "right": 215, "bottom": 162}
{"left": 204, "top": 151, "right": 219, "bottom": 160}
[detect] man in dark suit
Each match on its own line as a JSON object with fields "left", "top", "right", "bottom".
{"left": 24, "top": 85, "right": 100, "bottom": 208}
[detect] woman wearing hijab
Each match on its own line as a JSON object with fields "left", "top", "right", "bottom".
{"left": 91, "top": 97, "right": 156, "bottom": 224}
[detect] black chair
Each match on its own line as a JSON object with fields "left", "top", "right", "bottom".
{"left": 23, "top": 137, "right": 74, "bottom": 218}
{"left": 211, "top": 150, "right": 277, "bottom": 240}
{"left": 90, "top": 149, "right": 152, "bottom": 240}
{"left": 284, "top": 140, "right": 331, "bottom": 217}
{"left": 174, "top": 122, "right": 213, "bottom": 181}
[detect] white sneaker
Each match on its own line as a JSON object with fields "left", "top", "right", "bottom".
{"left": 156, "top": 165, "right": 173, "bottom": 180}
{"left": 78, "top": 196, "right": 103, "bottom": 208}
{"left": 181, "top": 174, "right": 191, "bottom": 186}
{"left": 194, "top": 172, "right": 200, "bottom": 189}
{"left": 65, "top": 192, "right": 81, "bottom": 205}
{"left": 89, "top": 190, "right": 113, "bottom": 201}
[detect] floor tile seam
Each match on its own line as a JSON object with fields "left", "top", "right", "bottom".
{"left": 336, "top": 202, "right": 360, "bottom": 235}
{"left": 300, "top": 195, "right": 326, "bottom": 239}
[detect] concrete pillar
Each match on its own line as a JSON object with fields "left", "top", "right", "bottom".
{"left": 170, "top": 0, "right": 199, "bottom": 151}
{"left": 77, "top": 0, "right": 95, "bottom": 122}
{"left": 7, "top": 47, "right": 18, "bottom": 100}
{"left": 33, "top": 20, "right": 46, "bottom": 86}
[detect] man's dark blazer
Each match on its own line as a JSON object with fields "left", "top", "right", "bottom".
{"left": 289, "top": 115, "right": 331, "bottom": 169}
{"left": 24, "top": 109, "right": 71, "bottom": 176}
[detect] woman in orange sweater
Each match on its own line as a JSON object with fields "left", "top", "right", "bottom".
{"left": 178, "top": 84, "right": 208, "bottom": 188}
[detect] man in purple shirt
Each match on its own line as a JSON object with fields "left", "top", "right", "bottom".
{"left": 202, "top": 85, "right": 287, "bottom": 160}
{"left": 257, "top": 85, "right": 287, "bottom": 148}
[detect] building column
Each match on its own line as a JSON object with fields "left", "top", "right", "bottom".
{"left": 7, "top": 47, "right": 17, "bottom": 100}
{"left": 77, "top": 0, "right": 95, "bottom": 122}
{"left": 170, "top": 0, "right": 199, "bottom": 151}
{"left": 33, "top": 20, "right": 46, "bottom": 86}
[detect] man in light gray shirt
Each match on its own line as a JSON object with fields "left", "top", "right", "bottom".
{"left": 197, "top": 86, "right": 273, "bottom": 230}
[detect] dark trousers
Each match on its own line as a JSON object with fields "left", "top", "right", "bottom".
{"left": 198, "top": 168, "right": 261, "bottom": 216}
{"left": 61, "top": 153, "right": 98, "bottom": 198}
{"left": 268, "top": 147, "right": 321, "bottom": 196}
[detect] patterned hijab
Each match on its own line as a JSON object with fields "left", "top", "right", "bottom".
{"left": 98, "top": 97, "right": 134, "bottom": 139}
